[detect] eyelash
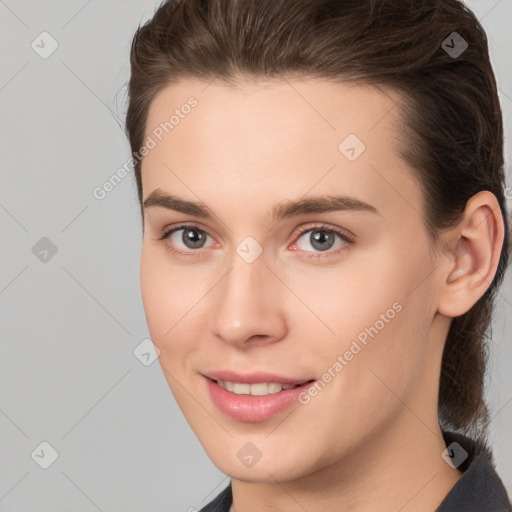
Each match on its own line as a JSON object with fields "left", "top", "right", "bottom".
{"left": 158, "top": 222, "right": 354, "bottom": 259}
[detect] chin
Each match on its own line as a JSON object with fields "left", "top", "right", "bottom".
{"left": 209, "top": 451, "right": 307, "bottom": 483}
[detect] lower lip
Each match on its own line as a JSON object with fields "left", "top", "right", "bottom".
{"left": 205, "top": 377, "right": 315, "bottom": 422}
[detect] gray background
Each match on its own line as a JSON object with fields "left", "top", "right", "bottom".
{"left": 0, "top": 1, "right": 511, "bottom": 510}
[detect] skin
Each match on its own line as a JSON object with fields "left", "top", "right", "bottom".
{"left": 138, "top": 77, "right": 504, "bottom": 512}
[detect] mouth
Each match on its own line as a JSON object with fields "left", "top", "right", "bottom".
{"left": 204, "top": 376, "right": 318, "bottom": 421}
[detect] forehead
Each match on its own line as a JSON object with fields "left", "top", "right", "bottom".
{"left": 141, "top": 77, "right": 421, "bottom": 220}
{"left": 145, "top": 77, "right": 403, "bottom": 138}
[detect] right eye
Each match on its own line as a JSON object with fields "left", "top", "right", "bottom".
{"left": 159, "top": 223, "right": 217, "bottom": 255}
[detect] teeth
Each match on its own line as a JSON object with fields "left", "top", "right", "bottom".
{"left": 217, "top": 380, "right": 301, "bottom": 395}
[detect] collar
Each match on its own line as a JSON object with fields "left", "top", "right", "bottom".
{"left": 435, "top": 430, "right": 511, "bottom": 511}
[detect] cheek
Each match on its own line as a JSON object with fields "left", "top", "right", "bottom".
{"left": 139, "top": 247, "right": 194, "bottom": 356}
{"left": 279, "top": 244, "right": 417, "bottom": 350}
{"left": 140, "top": 250, "right": 199, "bottom": 407}
{"left": 293, "top": 241, "right": 434, "bottom": 396}
{"left": 345, "top": 256, "right": 435, "bottom": 416}
{"left": 364, "top": 295, "right": 431, "bottom": 385}
{"left": 140, "top": 248, "right": 169, "bottom": 340}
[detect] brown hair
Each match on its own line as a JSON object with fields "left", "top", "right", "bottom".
{"left": 125, "top": 0, "right": 510, "bottom": 438}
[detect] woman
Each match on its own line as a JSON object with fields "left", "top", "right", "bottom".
{"left": 124, "top": 0, "right": 511, "bottom": 510}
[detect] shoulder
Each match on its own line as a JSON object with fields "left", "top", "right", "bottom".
{"left": 436, "top": 430, "right": 512, "bottom": 511}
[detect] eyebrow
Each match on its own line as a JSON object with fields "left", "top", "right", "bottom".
{"left": 143, "top": 188, "right": 379, "bottom": 223}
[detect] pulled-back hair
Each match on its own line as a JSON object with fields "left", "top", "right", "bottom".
{"left": 124, "top": 0, "right": 510, "bottom": 438}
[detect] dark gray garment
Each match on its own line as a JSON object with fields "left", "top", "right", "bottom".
{"left": 198, "top": 430, "right": 511, "bottom": 511}
{"left": 436, "top": 430, "right": 511, "bottom": 511}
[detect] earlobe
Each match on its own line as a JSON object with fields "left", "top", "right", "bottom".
{"left": 437, "top": 191, "right": 504, "bottom": 318}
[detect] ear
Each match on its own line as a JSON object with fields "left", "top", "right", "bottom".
{"left": 437, "top": 191, "right": 505, "bottom": 318}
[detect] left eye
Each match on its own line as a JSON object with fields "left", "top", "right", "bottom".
{"left": 294, "top": 228, "right": 349, "bottom": 253}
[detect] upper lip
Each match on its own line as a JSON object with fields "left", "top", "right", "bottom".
{"left": 203, "top": 370, "right": 315, "bottom": 385}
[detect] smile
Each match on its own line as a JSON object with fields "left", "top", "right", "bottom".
{"left": 205, "top": 377, "right": 317, "bottom": 421}
{"left": 216, "top": 380, "right": 305, "bottom": 395}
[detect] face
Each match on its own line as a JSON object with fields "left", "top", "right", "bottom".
{"left": 139, "top": 78, "right": 444, "bottom": 483}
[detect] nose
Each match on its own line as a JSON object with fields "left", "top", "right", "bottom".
{"left": 208, "top": 250, "right": 288, "bottom": 348}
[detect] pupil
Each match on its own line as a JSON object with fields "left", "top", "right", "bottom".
{"left": 183, "top": 229, "right": 205, "bottom": 248}
{"left": 311, "top": 230, "right": 334, "bottom": 251}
